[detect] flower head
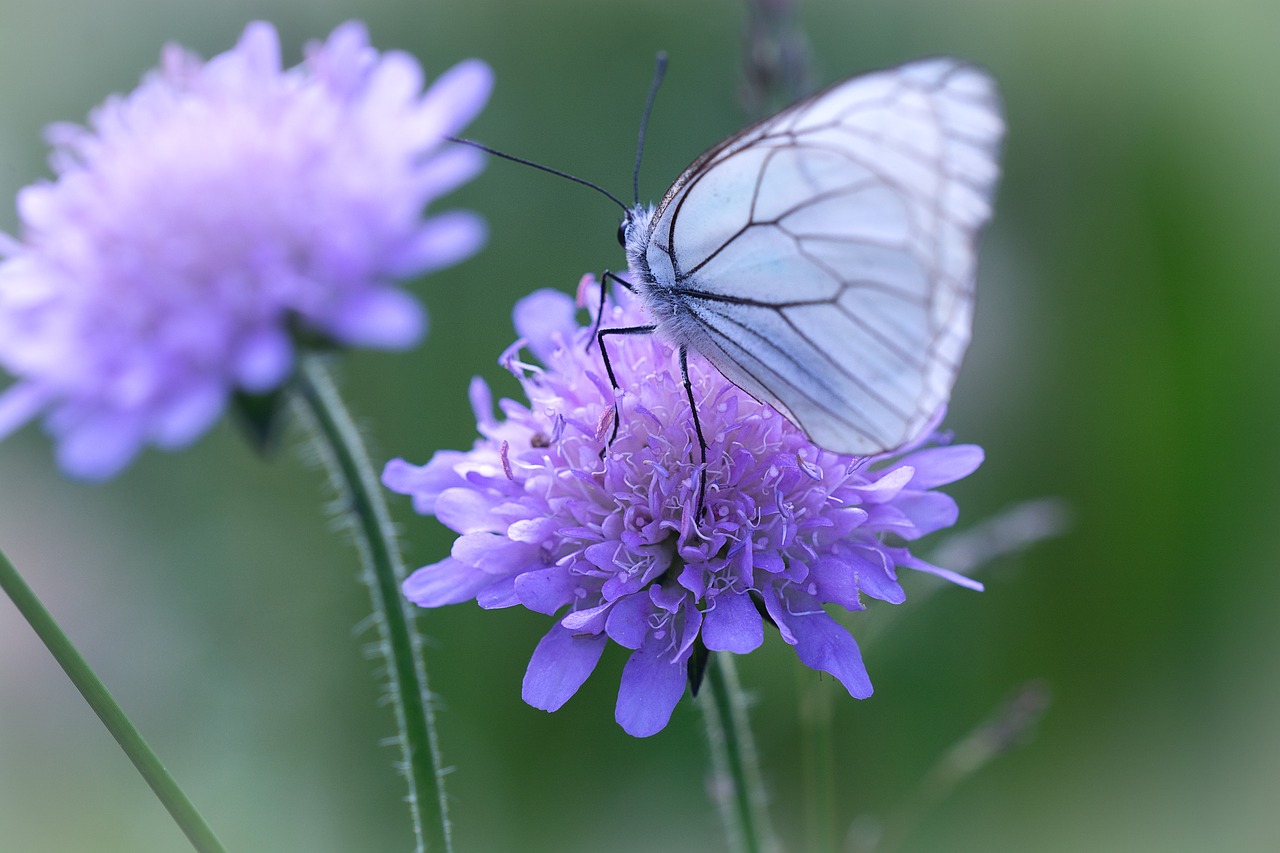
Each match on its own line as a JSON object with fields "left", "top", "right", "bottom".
{"left": 385, "top": 281, "right": 984, "bottom": 737}
{"left": 0, "top": 21, "right": 492, "bottom": 478}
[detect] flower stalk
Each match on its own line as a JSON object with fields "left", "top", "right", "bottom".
{"left": 702, "top": 653, "right": 778, "bottom": 853}
{"left": 0, "top": 545, "right": 226, "bottom": 853}
{"left": 292, "top": 354, "right": 450, "bottom": 853}
{"left": 798, "top": 672, "right": 838, "bottom": 853}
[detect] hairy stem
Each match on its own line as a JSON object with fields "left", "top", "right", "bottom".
{"left": 292, "top": 355, "right": 450, "bottom": 852}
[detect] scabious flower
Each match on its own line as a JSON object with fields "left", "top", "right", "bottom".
{"left": 384, "top": 280, "right": 984, "bottom": 737}
{"left": 0, "top": 21, "right": 492, "bottom": 478}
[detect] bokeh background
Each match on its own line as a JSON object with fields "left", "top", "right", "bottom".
{"left": 2, "top": 0, "right": 1278, "bottom": 851}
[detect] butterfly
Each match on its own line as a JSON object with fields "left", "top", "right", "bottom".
{"left": 592, "top": 57, "right": 1004, "bottom": 508}
{"left": 458, "top": 57, "right": 1003, "bottom": 511}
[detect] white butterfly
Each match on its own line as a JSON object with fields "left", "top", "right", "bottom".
{"left": 601, "top": 57, "right": 1003, "bottom": 461}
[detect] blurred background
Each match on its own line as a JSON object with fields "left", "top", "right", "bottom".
{"left": 1, "top": 0, "right": 1278, "bottom": 850}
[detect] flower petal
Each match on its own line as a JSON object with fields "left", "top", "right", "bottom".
{"left": 787, "top": 606, "right": 873, "bottom": 699}
{"left": 434, "top": 486, "right": 503, "bottom": 533}
{"left": 513, "top": 289, "right": 578, "bottom": 365}
{"left": 382, "top": 453, "right": 467, "bottom": 513}
{"left": 903, "top": 444, "right": 984, "bottom": 489}
{"left": 898, "top": 551, "right": 985, "bottom": 592}
{"left": 845, "top": 545, "right": 906, "bottom": 604}
{"left": 402, "top": 557, "right": 492, "bottom": 607}
{"left": 604, "top": 592, "right": 653, "bottom": 650}
{"left": 615, "top": 643, "right": 688, "bottom": 737}
{"left": 151, "top": 383, "right": 226, "bottom": 448}
{"left": 805, "top": 555, "right": 864, "bottom": 611}
{"left": 390, "top": 211, "right": 487, "bottom": 277}
{"left": 55, "top": 413, "right": 145, "bottom": 481}
{"left": 0, "top": 382, "right": 49, "bottom": 442}
{"left": 233, "top": 326, "right": 293, "bottom": 392}
{"left": 893, "top": 491, "right": 960, "bottom": 539}
{"left": 701, "top": 591, "right": 763, "bottom": 653}
{"left": 451, "top": 531, "right": 539, "bottom": 575}
{"left": 418, "top": 58, "right": 494, "bottom": 140}
{"left": 326, "top": 289, "right": 425, "bottom": 349}
{"left": 513, "top": 567, "right": 579, "bottom": 615}
{"left": 522, "top": 623, "right": 606, "bottom": 712}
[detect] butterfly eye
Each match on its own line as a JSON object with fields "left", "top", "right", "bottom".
{"left": 616, "top": 219, "right": 628, "bottom": 248}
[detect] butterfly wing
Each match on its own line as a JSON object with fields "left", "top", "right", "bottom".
{"left": 632, "top": 58, "right": 1003, "bottom": 455}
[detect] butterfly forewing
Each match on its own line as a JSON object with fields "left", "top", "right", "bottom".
{"left": 631, "top": 57, "right": 1003, "bottom": 456}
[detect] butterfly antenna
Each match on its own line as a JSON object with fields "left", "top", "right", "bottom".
{"left": 450, "top": 137, "right": 629, "bottom": 213}
{"left": 632, "top": 52, "right": 669, "bottom": 207}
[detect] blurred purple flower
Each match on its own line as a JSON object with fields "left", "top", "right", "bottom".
{"left": 0, "top": 21, "right": 492, "bottom": 478}
{"left": 385, "top": 280, "right": 984, "bottom": 737}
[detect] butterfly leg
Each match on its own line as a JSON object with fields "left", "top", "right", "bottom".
{"left": 679, "top": 346, "right": 709, "bottom": 519}
{"left": 596, "top": 324, "right": 658, "bottom": 451}
{"left": 586, "top": 270, "right": 636, "bottom": 352}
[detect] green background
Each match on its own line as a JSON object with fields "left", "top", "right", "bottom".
{"left": 2, "top": 0, "right": 1278, "bottom": 850}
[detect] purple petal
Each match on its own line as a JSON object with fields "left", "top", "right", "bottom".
{"left": 856, "top": 465, "right": 915, "bottom": 503}
{"left": 754, "top": 551, "right": 785, "bottom": 575}
{"left": 410, "top": 145, "right": 486, "bottom": 204}
{"left": 390, "top": 211, "right": 486, "bottom": 276}
{"left": 434, "top": 486, "right": 503, "bottom": 533}
{"left": 419, "top": 59, "right": 494, "bottom": 140}
{"left": 759, "top": 584, "right": 796, "bottom": 645}
{"left": 403, "top": 557, "right": 492, "bottom": 607}
{"left": 363, "top": 51, "right": 425, "bottom": 116}
{"left": 903, "top": 444, "right": 984, "bottom": 489}
{"left": 701, "top": 591, "right": 763, "bottom": 653}
{"left": 513, "top": 567, "right": 579, "bottom": 615}
{"left": 892, "top": 492, "right": 960, "bottom": 539}
{"left": 476, "top": 576, "right": 519, "bottom": 608}
{"left": 787, "top": 605, "right": 873, "bottom": 699}
{"left": 0, "top": 382, "right": 49, "bottom": 442}
{"left": 468, "top": 376, "right": 494, "bottom": 427}
{"left": 151, "top": 383, "right": 226, "bottom": 448}
{"left": 513, "top": 289, "right": 578, "bottom": 364}
{"left": 56, "top": 414, "right": 145, "bottom": 481}
{"left": 233, "top": 326, "right": 293, "bottom": 392}
{"left": 605, "top": 592, "right": 655, "bottom": 649}
{"left": 899, "top": 552, "right": 985, "bottom": 592}
{"left": 522, "top": 623, "right": 606, "bottom": 711}
{"left": 507, "top": 516, "right": 561, "bottom": 545}
{"left": 560, "top": 601, "right": 611, "bottom": 634}
{"left": 233, "top": 21, "right": 283, "bottom": 74}
{"left": 805, "top": 556, "right": 863, "bottom": 611}
{"left": 845, "top": 546, "right": 906, "bottom": 604}
{"left": 326, "top": 289, "right": 425, "bottom": 349}
{"left": 674, "top": 600, "right": 704, "bottom": 659}
{"left": 382, "top": 453, "right": 467, "bottom": 513}
{"left": 615, "top": 643, "right": 687, "bottom": 737}
{"left": 451, "top": 531, "right": 539, "bottom": 575}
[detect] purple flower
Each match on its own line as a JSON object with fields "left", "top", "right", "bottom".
{"left": 0, "top": 21, "right": 492, "bottom": 478}
{"left": 385, "top": 281, "right": 984, "bottom": 737}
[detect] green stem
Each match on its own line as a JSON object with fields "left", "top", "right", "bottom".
{"left": 797, "top": 669, "right": 837, "bottom": 853}
{"left": 702, "top": 652, "right": 778, "bottom": 853}
{"left": 0, "top": 546, "right": 226, "bottom": 853}
{"left": 292, "top": 355, "right": 450, "bottom": 853}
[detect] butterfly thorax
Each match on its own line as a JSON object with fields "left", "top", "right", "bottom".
{"left": 621, "top": 204, "right": 656, "bottom": 281}
{"left": 621, "top": 203, "right": 687, "bottom": 327}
